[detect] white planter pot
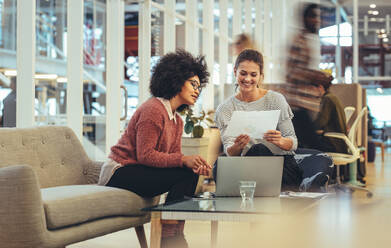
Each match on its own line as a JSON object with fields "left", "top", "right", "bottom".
{"left": 181, "top": 137, "right": 210, "bottom": 194}
{"left": 181, "top": 137, "right": 210, "bottom": 160}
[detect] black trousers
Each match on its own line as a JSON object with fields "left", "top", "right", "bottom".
{"left": 106, "top": 164, "right": 199, "bottom": 203}
{"left": 292, "top": 108, "right": 334, "bottom": 152}
{"left": 245, "top": 143, "right": 303, "bottom": 189}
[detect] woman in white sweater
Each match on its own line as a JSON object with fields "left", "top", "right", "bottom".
{"left": 215, "top": 49, "right": 332, "bottom": 191}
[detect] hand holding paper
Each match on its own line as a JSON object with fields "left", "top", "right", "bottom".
{"left": 225, "top": 110, "right": 280, "bottom": 138}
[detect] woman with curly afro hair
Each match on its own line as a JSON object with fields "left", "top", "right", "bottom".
{"left": 98, "top": 50, "right": 211, "bottom": 248}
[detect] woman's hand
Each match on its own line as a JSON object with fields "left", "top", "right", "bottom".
{"left": 263, "top": 130, "right": 282, "bottom": 145}
{"left": 227, "top": 134, "right": 250, "bottom": 156}
{"left": 182, "top": 155, "right": 212, "bottom": 176}
{"left": 192, "top": 164, "right": 211, "bottom": 176}
{"left": 263, "top": 130, "right": 293, "bottom": 151}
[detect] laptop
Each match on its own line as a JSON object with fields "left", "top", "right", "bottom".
{"left": 215, "top": 156, "right": 284, "bottom": 197}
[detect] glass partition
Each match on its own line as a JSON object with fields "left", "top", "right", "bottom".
{"left": 34, "top": 0, "right": 67, "bottom": 128}
{"left": 82, "top": 0, "right": 107, "bottom": 160}
{"left": 0, "top": 0, "right": 17, "bottom": 128}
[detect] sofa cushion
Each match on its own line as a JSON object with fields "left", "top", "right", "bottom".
{"left": 42, "top": 185, "right": 155, "bottom": 230}
{"left": 0, "top": 126, "right": 97, "bottom": 188}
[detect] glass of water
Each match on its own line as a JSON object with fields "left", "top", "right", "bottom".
{"left": 239, "top": 181, "right": 256, "bottom": 201}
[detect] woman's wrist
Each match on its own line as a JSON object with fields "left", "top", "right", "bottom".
{"left": 278, "top": 137, "right": 293, "bottom": 151}
{"left": 227, "top": 144, "right": 241, "bottom": 156}
{"left": 181, "top": 155, "right": 188, "bottom": 167}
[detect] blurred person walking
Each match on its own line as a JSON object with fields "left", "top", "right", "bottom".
{"left": 284, "top": 3, "right": 333, "bottom": 149}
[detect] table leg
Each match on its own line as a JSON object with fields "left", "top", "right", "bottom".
{"left": 135, "top": 225, "right": 148, "bottom": 248}
{"left": 150, "top": 212, "right": 162, "bottom": 248}
{"left": 381, "top": 144, "right": 385, "bottom": 162}
{"left": 211, "top": 221, "right": 218, "bottom": 248}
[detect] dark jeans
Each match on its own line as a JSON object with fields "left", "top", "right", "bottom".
{"left": 295, "top": 148, "right": 333, "bottom": 179}
{"left": 245, "top": 144, "right": 303, "bottom": 189}
{"left": 106, "top": 164, "right": 199, "bottom": 203}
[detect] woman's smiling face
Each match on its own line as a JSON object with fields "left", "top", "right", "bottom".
{"left": 177, "top": 75, "right": 201, "bottom": 106}
{"left": 234, "top": 60, "right": 262, "bottom": 94}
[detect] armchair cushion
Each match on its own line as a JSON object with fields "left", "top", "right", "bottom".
{"left": 42, "top": 185, "right": 155, "bottom": 230}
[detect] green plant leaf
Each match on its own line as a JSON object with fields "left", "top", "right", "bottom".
{"left": 180, "top": 109, "right": 190, "bottom": 116}
{"left": 205, "top": 117, "right": 214, "bottom": 124}
{"left": 184, "top": 122, "right": 194, "bottom": 134}
{"left": 192, "top": 125, "right": 204, "bottom": 138}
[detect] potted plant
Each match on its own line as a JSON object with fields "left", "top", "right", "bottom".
{"left": 180, "top": 108, "right": 215, "bottom": 138}
{"left": 179, "top": 107, "right": 215, "bottom": 194}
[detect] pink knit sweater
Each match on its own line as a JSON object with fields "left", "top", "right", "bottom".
{"left": 109, "top": 97, "right": 184, "bottom": 168}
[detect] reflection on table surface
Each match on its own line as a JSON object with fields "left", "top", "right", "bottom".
{"left": 144, "top": 195, "right": 327, "bottom": 215}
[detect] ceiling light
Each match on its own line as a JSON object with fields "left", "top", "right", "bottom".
{"left": 57, "top": 77, "right": 67, "bottom": 83}
{"left": 370, "top": 4, "right": 376, "bottom": 9}
{"left": 4, "top": 70, "right": 17, "bottom": 76}
{"left": 372, "top": 10, "right": 379, "bottom": 15}
{"left": 376, "top": 87, "right": 383, "bottom": 94}
{"left": 35, "top": 74, "right": 58, "bottom": 80}
{"left": 384, "top": 38, "right": 389, "bottom": 42}
{"left": 381, "top": 29, "right": 386, "bottom": 33}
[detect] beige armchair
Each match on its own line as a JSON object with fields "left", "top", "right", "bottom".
{"left": 0, "top": 126, "right": 159, "bottom": 248}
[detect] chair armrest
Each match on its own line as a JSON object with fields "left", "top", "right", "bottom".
{"left": 323, "top": 132, "right": 348, "bottom": 140}
{"left": 324, "top": 132, "right": 359, "bottom": 156}
{"left": 0, "top": 165, "right": 47, "bottom": 247}
{"left": 85, "top": 160, "right": 105, "bottom": 184}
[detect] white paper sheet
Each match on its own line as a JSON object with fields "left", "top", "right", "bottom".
{"left": 225, "top": 110, "right": 280, "bottom": 138}
{"left": 280, "top": 192, "right": 334, "bottom": 198}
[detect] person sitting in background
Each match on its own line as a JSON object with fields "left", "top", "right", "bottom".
{"left": 0, "top": 103, "right": 2, "bottom": 127}
{"left": 214, "top": 49, "right": 332, "bottom": 192}
{"left": 233, "top": 33, "right": 257, "bottom": 56}
{"left": 98, "top": 50, "right": 211, "bottom": 248}
{"left": 1, "top": 77, "right": 17, "bottom": 127}
{"left": 313, "top": 80, "right": 348, "bottom": 153}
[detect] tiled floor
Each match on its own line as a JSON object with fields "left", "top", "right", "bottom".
{"left": 69, "top": 148, "right": 391, "bottom": 248}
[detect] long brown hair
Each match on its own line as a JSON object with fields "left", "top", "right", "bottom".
{"left": 234, "top": 49, "right": 264, "bottom": 74}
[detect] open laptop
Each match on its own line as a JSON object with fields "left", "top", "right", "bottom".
{"left": 215, "top": 156, "right": 284, "bottom": 197}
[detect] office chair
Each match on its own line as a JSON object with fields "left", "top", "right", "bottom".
{"left": 344, "top": 106, "right": 356, "bottom": 124}
{"left": 325, "top": 107, "right": 373, "bottom": 198}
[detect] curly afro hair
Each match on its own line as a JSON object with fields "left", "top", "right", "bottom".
{"left": 150, "top": 49, "right": 210, "bottom": 100}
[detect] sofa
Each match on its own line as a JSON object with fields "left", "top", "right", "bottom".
{"left": 0, "top": 126, "right": 159, "bottom": 248}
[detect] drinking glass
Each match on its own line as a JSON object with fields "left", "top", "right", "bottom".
{"left": 239, "top": 181, "right": 256, "bottom": 201}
